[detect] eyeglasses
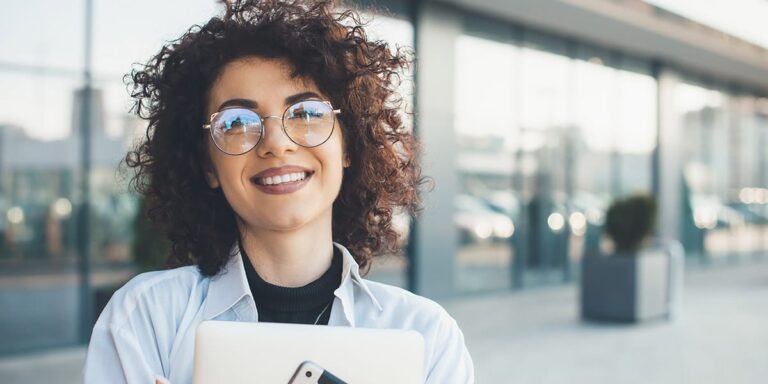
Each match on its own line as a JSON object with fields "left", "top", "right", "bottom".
{"left": 202, "top": 99, "right": 341, "bottom": 155}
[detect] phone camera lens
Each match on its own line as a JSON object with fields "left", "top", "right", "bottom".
{"left": 305, "top": 371, "right": 312, "bottom": 378}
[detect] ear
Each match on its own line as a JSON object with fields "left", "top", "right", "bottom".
{"left": 341, "top": 135, "right": 351, "bottom": 168}
{"left": 204, "top": 166, "right": 220, "bottom": 189}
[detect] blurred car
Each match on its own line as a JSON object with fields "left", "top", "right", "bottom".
{"left": 726, "top": 202, "right": 768, "bottom": 225}
{"left": 454, "top": 194, "right": 514, "bottom": 244}
{"left": 691, "top": 195, "right": 746, "bottom": 230}
{"left": 484, "top": 191, "right": 520, "bottom": 218}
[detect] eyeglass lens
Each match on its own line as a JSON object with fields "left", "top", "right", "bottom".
{"left": 209, "top": 100, "right": 335, "bottom": 155}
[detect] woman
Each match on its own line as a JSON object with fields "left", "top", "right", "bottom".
{"left": 83, "top": 1, "right": 474, "bottom": 383}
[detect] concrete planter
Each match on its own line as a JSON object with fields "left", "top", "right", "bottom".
{"left": 580, "top": 246, "right": 682, "bottom": 322}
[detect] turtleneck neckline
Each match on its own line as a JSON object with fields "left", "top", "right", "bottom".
{"left": 240, "top": 244, "right": 343, "bottom": 312}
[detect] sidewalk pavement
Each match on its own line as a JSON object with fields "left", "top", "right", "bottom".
{"left": 2, "top": 260, "right": 767, "bottom": 384}
{"left": 442, "top": 260, "right": 768, "bottom": 383}
{"left": 0, "top": 345, "right": 85, "bottom": 384}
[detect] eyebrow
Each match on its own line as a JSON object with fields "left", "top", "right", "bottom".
{"left": 216, "top": 91, "right": 323, "bottom": 111}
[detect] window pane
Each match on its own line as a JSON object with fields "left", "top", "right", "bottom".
{"left": 675, "top": 82, "right": 768, "bottom": 262}
{"left": 0, "top": 46, "right": 82, "bottom": 356}
{"left": 0, "top": 0, "right": 218, "bottom": 355}
{"left": 454, "top": 34, "right": 517, "bottom": 292}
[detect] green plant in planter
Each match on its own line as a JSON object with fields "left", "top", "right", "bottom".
{"left": 604, "top": 194, "right": 658, "bottom": 254}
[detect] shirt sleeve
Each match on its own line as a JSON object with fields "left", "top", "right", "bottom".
{"left": 82, "top": 283, "right": 171, "bottom": 384}
{"left": 424, "top": 311, "right": 475, "bottom": 384}
{"left": 83, "top": 323, "right": 169, "bottom": 384}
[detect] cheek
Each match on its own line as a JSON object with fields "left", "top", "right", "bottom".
{"left": 321, "top": 141, "right": 345, "bottom": 181}
{"left": 208, "top": 147, "right": 246, "bottom": 189}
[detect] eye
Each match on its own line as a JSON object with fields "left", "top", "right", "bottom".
{"left": 287, "top": 101, "right": 330, "bottom": 121}
{"left": 289, "top": 109, "right": 319, "bottom": 120}
{"left": 213, "top": 109, "right": 262, "bottom": 133}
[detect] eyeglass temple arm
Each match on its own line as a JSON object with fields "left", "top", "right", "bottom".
{"left": 202, "top": 110, "right": 220, "bottom": 130}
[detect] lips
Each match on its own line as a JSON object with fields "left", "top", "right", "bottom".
{"left": 254, "top": 171, "right": 309, "bottom": 186}
{"left": 249, "top": 165, "right": 314, "bottom": 195}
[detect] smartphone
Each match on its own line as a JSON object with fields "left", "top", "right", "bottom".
{"left": 287, "top": 360, "right": 347, "bottom": 384}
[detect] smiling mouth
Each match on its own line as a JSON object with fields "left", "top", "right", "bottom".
{"left": 251, "top": 171, "right": 313, "bottom": 186}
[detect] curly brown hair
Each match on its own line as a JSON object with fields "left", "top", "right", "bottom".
{"left": 125, "top": 0, "right": 423, "bottom": 277}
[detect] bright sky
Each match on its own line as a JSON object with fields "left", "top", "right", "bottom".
{"left": 644, "top": 0, "right": 768, "bottom": 49}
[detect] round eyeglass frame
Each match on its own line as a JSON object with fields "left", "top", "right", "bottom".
{"left": 202, "top": 99, "right": 341, "bottom": 155}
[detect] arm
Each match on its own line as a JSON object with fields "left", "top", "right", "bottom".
{"left": 83, "top": 320, "right": 170, "bottom": 384}
{"left": 424, "top": 312, "right": 475, "bottom": 384}
{"left": 82, "top": 279, "right": 171, "bottom": 384}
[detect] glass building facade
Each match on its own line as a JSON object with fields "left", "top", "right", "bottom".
{"left": 453, "top": 20, "right": 659, "bottom": 292}
{"left": 1, "top": 0, "right": 767, "bottom": 356}
{"left": 672, "top": 80, "right": 768, "bottom": 262}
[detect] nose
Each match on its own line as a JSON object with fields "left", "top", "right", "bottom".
{"left": 254, "top": 115, "right": 299, "bottom": 158}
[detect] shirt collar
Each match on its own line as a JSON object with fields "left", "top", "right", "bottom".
{"left": 202, "top": 242, "right": 383, "bottom": 323}
{"left": 334, "top": 242, "right": 384, "bottom": 326}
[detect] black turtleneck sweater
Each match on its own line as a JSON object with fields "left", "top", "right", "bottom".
{"left": 240, "top": 245, "right": 342, "bottom": 325}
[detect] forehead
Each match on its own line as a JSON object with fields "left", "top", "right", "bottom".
{"left": 207, "top": 57, "right": 321, "bottom": 112}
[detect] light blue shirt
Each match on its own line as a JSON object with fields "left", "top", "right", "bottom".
{"left": 83, "top": 242, "right": 474, "bottom": 383}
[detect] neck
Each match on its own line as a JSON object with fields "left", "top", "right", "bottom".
{"left": 237, "top": 214, "right": 335, "bottom": 288}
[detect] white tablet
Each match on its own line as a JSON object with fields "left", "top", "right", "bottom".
{"left": 193, "top": 320, "right": 425, "bottom": 384}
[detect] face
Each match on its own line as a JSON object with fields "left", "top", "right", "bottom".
{"left": 204, "top": 56, "right": 347, "bottom": 233}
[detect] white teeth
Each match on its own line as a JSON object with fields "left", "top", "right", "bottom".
{"left": 259, "top": 172, "right": 308, "bottom": 186}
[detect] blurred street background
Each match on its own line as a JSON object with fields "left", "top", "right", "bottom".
{"left": 1, "top": 0, "right": 767, "bottom": 383}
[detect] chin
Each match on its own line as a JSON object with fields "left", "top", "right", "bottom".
{"left": 270, "top": 217, "right": 309, "bottom": 231}
{"left": 251, "top": 210, "right": 317, "bottom": 232}
{"left": 235, "top": 198, "right": 334, "bottom": 232}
